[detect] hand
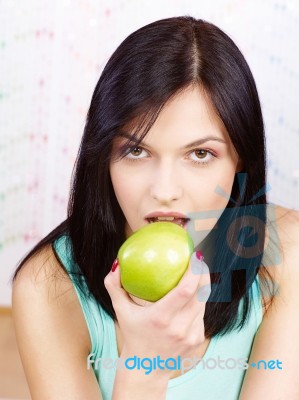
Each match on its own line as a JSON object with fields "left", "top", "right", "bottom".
{"left": 104, "top": 251, "right": 211, "bottom": 378}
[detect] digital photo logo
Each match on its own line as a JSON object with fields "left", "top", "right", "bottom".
{"left": 186, "top": 173, "right": 281, "bottom": 302}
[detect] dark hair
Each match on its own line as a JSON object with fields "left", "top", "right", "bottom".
{"left": 12, "top": 16, "right": 276, "bottom": 337}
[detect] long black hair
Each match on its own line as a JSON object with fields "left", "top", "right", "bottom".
{"left": 12, "top": 16, "right": 276, "bottom": 337}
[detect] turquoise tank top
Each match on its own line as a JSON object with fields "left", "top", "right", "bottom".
{"left": 53, "top": 234, "right": 263, "bottom": 400}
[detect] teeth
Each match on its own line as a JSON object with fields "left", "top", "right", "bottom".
{"left": 148, "top": 217, "right": 187, "bottom": 228}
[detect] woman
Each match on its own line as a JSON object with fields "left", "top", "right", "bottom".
{"left": 12, "top": 16, "right": 299, "bottom": 399}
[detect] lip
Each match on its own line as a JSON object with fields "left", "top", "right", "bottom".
{"left": 144, "top": 211, "right": 190, "bottom": 220}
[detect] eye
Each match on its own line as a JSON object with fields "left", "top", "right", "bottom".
{"left": 125, "top": 146, "right": 149, "bottom": 161}
{"left": 189, "top": 149, "right": 215, "bottom": 165}
{"left": 123, "top": 146, "right": 216, "bottom": 166}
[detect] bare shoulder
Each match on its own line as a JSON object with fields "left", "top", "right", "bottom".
{"left": 13, "top": 242, "right": 74, "bottom": 301}
{"left": 272, "top": 203, "right": 299, "bottom": 243}
{"left": 240, "top": 205, "right": 299, "bottom": 398}
{"left": 275, "top": 204, "right": 299, "bottom": 277}
{"left": 13, "top": 244, "right": 88, "bottom": 332}
{"left": 270, "top": 204, "right": 299, "bottom": 269}
{"left": 12, "top": 241, "right": 91, "bottom": 353}
{"left": 258, "top": 204, "right": 299, "bottom": 311}
{"left": 263, "top": 203, "right": 299, "bottom": 263}
{"left": 12, "top": 243, "right": 100, "bottom": 399}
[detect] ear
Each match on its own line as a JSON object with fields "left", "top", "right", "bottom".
{"left": 236, "top": 158, "right": 244, "bottom": 173}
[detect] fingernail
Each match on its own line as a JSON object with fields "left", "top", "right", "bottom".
{"left": 196, "top": 250, "right": 204, "bottom": 261}
{"left": 191, "top": 251, "right": 208, "bottom": 275}
{"left": 111, "top": 259, "right": 119, "bottom": 272}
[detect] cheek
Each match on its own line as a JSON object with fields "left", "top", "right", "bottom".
{"left": 110, "top": 165, "right": 141, "bottom": 212}
{"left": 189, "top": 167, "right": 236, "bottom": 246}
{"left": 191, "top": 165, "right": 236, "bottom": 211}
{"left": 110, "top": 166, "right": 127, "bottom": 205}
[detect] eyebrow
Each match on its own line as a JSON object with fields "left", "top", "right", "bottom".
{"left": 180, "top": 136, "right": 227, "bottom": 149}
{"left": 118, "top": 132, "right": 227, "bottom": 149}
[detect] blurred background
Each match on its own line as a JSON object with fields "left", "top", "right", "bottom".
{"left": 0, "top": 0, "right": 298, "bottom": 398}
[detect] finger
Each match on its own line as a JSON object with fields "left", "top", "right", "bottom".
{"left": 182, "top": 267, "right": 211, "bottom": 313}
{"left": 174, "top": 270, "right": 211, "bottom": 330}
{"left": 104, "top": 259, "right": 134, "bottom": 309}
{"left": 155, "top": 251, "right": 209, "bottom": 317}
{"left": 193, "top": 259, "right": 211, "bottom": 303}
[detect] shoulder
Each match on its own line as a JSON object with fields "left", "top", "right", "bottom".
{"left": 258, "top": 204, "right": 299, "bottom": 312}
{"left": 12, "top": 242, "right": 101, "bottom": 398}
{"left": 13, "top": 241, "right": 76, "bottom": 309}
{"left": 261, "top": 204, "right": 299, "bottom": 301}
{"left": 271, "top": 204, "right": 299, "bottom": 274}
{"left": 12, "top": 241, "right": 91, "bottom": 354}
{"left": 13, "top": 241, "right": 68, "bottom": 291}
{"left": 263, "top": 204, "right": 299, "bottom": 267}
{"left": 276, "top": 205, "right": 299, "bottom": 287}
{"left": 273, "top": 204, "right": 299, "bottom": 244}
{"left": 240, "top": 205, "right": 299, "bottom": 398}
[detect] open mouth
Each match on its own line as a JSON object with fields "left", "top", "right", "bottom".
{"left": 146, "top": 216, "right": 189, "bottom": 228}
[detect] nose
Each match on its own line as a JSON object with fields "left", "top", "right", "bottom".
{"left": 150, "top": 162, "right": 183, "bottom": 204}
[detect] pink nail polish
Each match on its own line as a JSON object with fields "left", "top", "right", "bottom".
{"left": 111, "top": 259, "right": 119, "bottom": 272}
{"left": 196, "top": 250, "right": 204, "bottom": 261}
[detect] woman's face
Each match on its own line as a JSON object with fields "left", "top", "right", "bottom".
{"left": 109, "top": 85, "right": 242, "bottom": 245}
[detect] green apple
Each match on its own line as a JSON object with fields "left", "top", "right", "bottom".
{"left": 118, "top": 221, "right": 194, "bottom": 302}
